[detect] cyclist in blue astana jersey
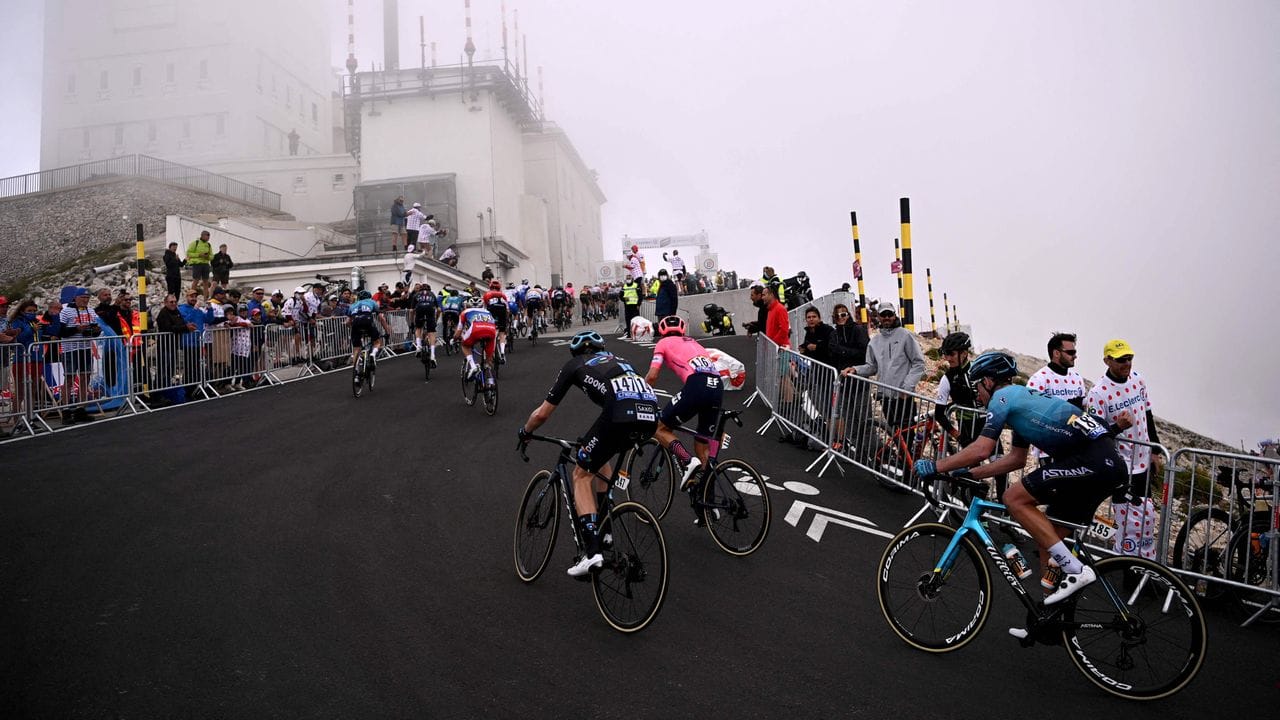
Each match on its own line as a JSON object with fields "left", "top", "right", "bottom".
{"left": 518, "top": 331, "right": 659, "bottom": 577}
{"left": 348, "top": 290, "right": 385, "bottom": 367}
{"left": 916, "top": 351, "right": 1132, "bottom": 608}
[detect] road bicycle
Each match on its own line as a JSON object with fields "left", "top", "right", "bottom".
{"left": 1171, "top": 464, "right": 1277, "bottom": 622}
{"left": 877, "top": 473, "right": 1207, "bottom": 701}
{"left": 460, "top": 338, "right": 498, "bottom": 416}
{"left": 352, "top": 336, "right": 375, "bottom": 398}
{"left": 441, "top": 313, "right": 460, "bottom": 356}
{"left": 621, "top": 409, "right": 770, "bottom": 556}
{"left": 868, "top": 411, "right": 953, "bottom": 494}
{"left": 514, "top": 434, "right": 669, "bottom": 632}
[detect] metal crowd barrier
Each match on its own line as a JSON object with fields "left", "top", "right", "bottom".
{"left": 827, "top": 372, "right": 944, "bottom": 485}
{"left": 745, "top": 334, "right": 779, "bottom": 410}
{"left": 312, "top": 316, "right": 353, "bottom": 369}
{"left": 1, "top": 343, "right": 38, "bottom": 437}
{"left": 138, "top": 330, "right": 207, "bottom": 404}
{"left": 28, "top": 335, "right": 141, "bottom": 426}
{"left": 383, "top": 309, "right": 412, "bottom": 354}
{"left": 759, "top": 345, "right": 838, "bottom": 454}
{"left": 1161, "top": 447, "right": 1279, "bottom": 624}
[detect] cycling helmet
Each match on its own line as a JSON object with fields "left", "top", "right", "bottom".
{"left": 489, "top": 280, "right": 501, "bottom": 290}
{"left": 940, "top": 331, "right": 972, "bottom": 355}
{"left": 466, "top": 296, "right": 483, "bottom": 308}
{"left": 568, "top": 330, "right": 606, "bottom": 356}
{"left": 357, "top": 290, "right": 372, "bottom": 300}
{"left": 966, "top": 351, "right": 1018, "bottom": 384}
{"left": 656, "top": 315, "right": 686, "bottom": 337}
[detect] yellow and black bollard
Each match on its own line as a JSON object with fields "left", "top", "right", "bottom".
{"left": 943, "top": 292, "right": 952, "bottom": 332}
{"left": 926, "top": 268, "right": 936, "bottom": 335}
{"left": 850, "top": 211, "right": 868, "bottom": 323}
{"left": 894, "top": 237, "right": 903, "bottom": 317}
{"left": 899, "top": 197, "right": 915, "bottom": 332}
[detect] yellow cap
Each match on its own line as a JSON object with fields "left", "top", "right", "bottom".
{"left": 1103, "top": 339, "right": 1134, "bottom": 359}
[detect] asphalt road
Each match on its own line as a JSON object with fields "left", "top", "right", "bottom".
{"left": 2, "top": 331, "right": 1276, "bottom": 718}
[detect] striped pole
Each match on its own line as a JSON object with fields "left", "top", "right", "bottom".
{"left": 894, "top": 237, "right": 903, "bottom": 317}
{"left": 899, "top": 197, "right": 915, "bottom": 332}
{"left": 953, "top": 304, "right": 960, "bottom": 332}
{"left": 943, "top": 292, "right": 952, "bottom": 331}
{"left": 135, "top": 223, "right": 148, "bottom": 331}
{"left": 926, "top": 268, "right": 936, "bottom": 334}
{"left": 850, "top": 211, "right": 867, "bottom": 324}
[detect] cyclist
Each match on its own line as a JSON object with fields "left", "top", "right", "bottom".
{"left": 412, "top": 282, "right": 439, "bottom": 367}
{"left": 456, "top": 297, "right": 497, "bottom": 382}
{"left": 348, "top": 290, "right": 384, "bottom": 369}
{"left": 550, "top": 285, "right": 569, "bottom": 328}
{"left": 915, "top": 351, "right": 1132, "bottom": 609}
{"left": 440, "top": 286, "right": 465, "bottom": 345}
{"left": 525, "top": 284, "right": 546, "bottom": 338}
{"left": 518, "top": 331, "right": 659, "bottom": 576}
{"left": 933, "top": 332, "right": 1008, "bottom": 497}
{"left": 644, "top": 316, "right": 724, "bottom": 496}
{"left": 482, "top": 280, "right": 510, "bottom": 361}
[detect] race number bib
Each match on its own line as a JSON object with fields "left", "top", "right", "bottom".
{"left": 611, "top": 373, "right": 657, "bottom": 401}
{"left": 1068, "top": 413, "right": 1107, "bottom": 440}
{"left": 689, "top": 355, "right": 718, "bottom": 374}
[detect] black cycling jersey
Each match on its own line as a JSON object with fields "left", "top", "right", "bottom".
{"left": 546, "top": 352, "right": 659, "bottom": 422}
{"left": 413, "top": 291, "right": 438, "bottom": 313}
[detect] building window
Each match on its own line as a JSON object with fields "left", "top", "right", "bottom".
{"left": 147, "top": 122, "right": 157, "bottom": 142}
{"left": 199, "top": 60, "right": 208, "bottom": 79}
{"left": 332, "top": 173, "right": 347, "bottom": 190}
{"left": 100, "top": 70, "right": 109, "bottom": 89}
{"left": 216, "top": 115, "right": 225, "bottom": 136}
{"left": 292, "top": 176, "right": 307, "bottom": 194}
{"left": 166, "top": 63, "right": 175, "bottom": 83}
{"left": 66, "top": 74, "right": 76, "bottom": 94}
{"left": 133, "top": 67, "right": 142, "bottom": 87}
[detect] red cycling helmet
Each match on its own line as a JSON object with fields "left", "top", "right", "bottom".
{"left": 489, "top": 280, "right": 502, "bottom": 290}
{"left": 657, "top": 315, "right": 686, "bottom": 337}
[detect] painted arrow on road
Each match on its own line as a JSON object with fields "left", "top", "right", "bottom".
{"left": 784, "top": 500, "right": 893, "bottom": 542}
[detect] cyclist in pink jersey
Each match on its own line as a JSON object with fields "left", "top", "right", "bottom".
{"left": 645, "top": 316, "right": 724, "bottom": 490}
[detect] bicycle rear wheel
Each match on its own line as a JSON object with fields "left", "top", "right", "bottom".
{"left": 592, "top": 501, "right": 669, "bottom": 632}
{"left": 877, "top": 522, "right": 992, "bottom": 652}
{"left": 702, "top": 458, "right": 771, "bottom": 556}
{"left": 622, "top": 439, "right": 676, "bottom": 520}
{"left": 352, "top": 355, "right": 365, "bottom": 398}
{"left": 461, "top": 363, "right": 478, "bottom": 406}
{"left": 1061, "top": 555, "right": 1207, "bottom": 700}
{"left": 1170, "top": 506, "right": 1232, "bottom": 602}
{"left": 1225, "top": 524, "right": 1278, "bottom": 623}
{"left": 483, "top": 370, "right": 499, "bottom": 416}
{"left": 872, "top": 428, "right": 913, "bottom": 494}
{"left": 514, "top": 470, "right": 561, "bottom": 582}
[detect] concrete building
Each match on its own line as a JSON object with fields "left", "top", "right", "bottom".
{"left": 39, "top": 0, "right": 335, "bottom": 170}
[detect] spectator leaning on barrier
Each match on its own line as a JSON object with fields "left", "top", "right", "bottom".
{"left": 187, "top": 230, "right": 214, "bottom": 296}
{"left": 841, "top": 301, "right": 925, "bottom": 430}
{"left": 798, "top": 306, "right": 832, "bottom": 365}
{"left": 58, "top": 288, "right": 102, "bottom": 424}
{"left": 828, "top": 302, "right": 870, "bottom": 453}
{"left": 1085, "top": 338, "right": 1162, "bottom": 559}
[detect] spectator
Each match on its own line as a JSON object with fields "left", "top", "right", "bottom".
{"left": 761, "top": 266, "right": 786, "bottom": 306}
{"left": 40, "top": 298, "right": 64, "bottom": 338}
{"left": 653, "top": 270, "right": 679, "bottom": 319}
{"left": 742, "top": 284, "right": 768, "bottom": 336}
{"left": 389, "top": 196, "right": 407, "bottom": 252}
{"left": 211, "top": 244, "right": 234, "bottom": 287}
{"left": 402, "top": 244, "right": 422, "bottom": 286}
{"left": 841, "top": 302, "right": 925, "bottom": 431}
{"left": 1085, "top": 339, "right": 1162, "bottom": 559}
{"left": 482, "top": 265, "right": 495, "bottom": 282}
{"left": 828, "top": 302, "right": 870, "bottom": 453}
{"left": 439, "top": 245, "right": 459, "bottom": 268}
{"left": 205, "top": 288, "right": 232, "bottom": 388}
{"left": 714, "top": 270, "right": 725, "bottom": 292}
{"left": 833, "top": 282, "right": 852, "bottom": 294}
{"left": 625, "top": 245, "right": 645, "bottom": 292}
{"left": 1027, "top": 332, "right": 1087, "bottom": 409}
{"left": 58, "top": 287, "right": 102, "bottom": 424}
{"left": 419, "top": 216, "right": 444, "bottom": 259}
{"left": 763, "top": 285, "right": 790, "bottom": 348}
{"left": 5, "top": 299, "right": 41, "bottom": 430}
{"left": 281, "top": 287, "right": 308, "bottom": 364}
{"left": 405, "top": 202, "right": 426, "bottom": 249}
{"left": 94, "top": 288, "right": 123, "bottom": 334}
{"left": 187, "top": 230, "right": 214, "bottom": 296}
{"left": 664, "top": 249, "right": 687, "bottom": 283}
{"left": 154, "top": 293, "right": 193, "bottom": 403}
{"left": 224, "top": 307, "right": 254, "bottom": 390}
{"left": 247, "top": 287, "right": 268, "bottom": 318}
{"left": 163, "top": 241, "right": 185, "bottom": 296}
{"left": 798, "top": 306, "right": 832, "bottom": 365}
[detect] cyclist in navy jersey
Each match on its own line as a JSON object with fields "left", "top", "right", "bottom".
{"left": 916, "top": 351, "right": 1132, "bottom": 609}
{"left": 518, "top": 331, "right": 659, "bottom": 577}
{"left": 412, "top": 283, "right": 439, "bottom": 366}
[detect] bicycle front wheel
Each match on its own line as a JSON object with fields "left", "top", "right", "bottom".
{"left": 592, "top": 501, "right": 669, "bottom": 633}
{"left": 461, "top": 365, "right": 478, "bottom": 406}
{"left": 702, "top": 458, "right": 771, "bottom": 556}
{"left": 877, "top": 522, "right": 992, "bottom": 652}
{"left": 1061, "top": 555, "right": 1207, "bottom": 700}
{"left": 622, "top": 439, "right": 676, "bottom": 520}
{"left": 514, "top": 470, "right": 561, "bottom": 582}
{"left": 352, "top": 356, "right": 365, "bottom": 398}
{"left": 483, "top": 375, "right": 499, "bottom": 416}
{"left": 872, "top": 428, "right": 913, "bottom": 494}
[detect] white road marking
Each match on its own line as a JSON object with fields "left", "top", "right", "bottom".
{"left": 784, "top": 499, "right": 893, "bottom": 542}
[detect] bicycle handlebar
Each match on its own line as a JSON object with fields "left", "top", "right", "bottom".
{"left": 516, "top": 433, "right": 577, "bottom": 463}
{"left": 920, "top": 470, "right": 983, "bottom": 509}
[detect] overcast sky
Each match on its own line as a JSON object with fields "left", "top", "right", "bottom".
{"left": 2, "top": 1, "right": 1277, "bottom": 447}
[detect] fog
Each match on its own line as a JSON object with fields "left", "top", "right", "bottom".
{"left": 2, "top": 0, "right": 1277, "bottom": 447}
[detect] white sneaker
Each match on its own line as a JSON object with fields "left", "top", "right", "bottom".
{"left": 1044, "top": 565, "right": 1096, "bottom": 605}
{"left": 566, "top": 553, "right": 603, "bottom": 577}
{"left": 680, "top": 457, "right": 703, "bottom": 491}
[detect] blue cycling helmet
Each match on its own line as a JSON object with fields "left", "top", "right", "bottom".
{"left": 966, "top": 350, "right": 1018, "bottom": 384}
{"left": 568, "top": 330, "right": 606, "bottom": 356}
{"left": 358, "top": 290, "right": 372, "bottom": 300}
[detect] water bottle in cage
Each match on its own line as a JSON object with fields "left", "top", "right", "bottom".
{"left": 1001, "top": 543, "right": 1033, "bottom": 580}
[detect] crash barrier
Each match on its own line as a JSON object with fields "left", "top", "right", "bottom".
{"left": 0, "top": 314, "right": 421, "bottom": 440}
{"left": 1161, "top": 448, "right": 1279, "bottom": 624}
{"left": 749, "top": 330, "right": 1278, "bottom": 623}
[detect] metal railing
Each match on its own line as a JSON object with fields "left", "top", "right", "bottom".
{"left": 0, "top": 154, "right": 282, "bottom": 210}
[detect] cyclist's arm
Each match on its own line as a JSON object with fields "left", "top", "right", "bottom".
{"left": 522, "top": 400, "right": 557, "bottom": 434}
{"left": 933, "top": 376, "right": 956, "bottom": 433}
{"left": 935, "top": 435, "right": 999, "bottom": 475}
{"left": 967, "top": 444, "right": 1027, "bottom": 481}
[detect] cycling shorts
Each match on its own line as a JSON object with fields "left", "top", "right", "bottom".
{"left": 462, "top": 322, "right": 497, "bottom": 355}
{"left": 442, "top": 310, "right": 461, "bottom": 330}
{"left": 350, "top": 316, "right": 381, "bottom": 348}
{"left": 576, "top": 412, "right": 660, "bottom": 473}
{"left": 660, "top": 372, "right": 724, "bottom": 439}
{"left": 1020, "top": 438, "right": 1127, "bottom": 525}
{"left": 486, "top": 304, "right": 509, "bottom": 332}
{"left": 526, "top": 298, "right": 544, "bottom": 312}
{"left": 413, "top": 306, "right": 437, "bottom": 331}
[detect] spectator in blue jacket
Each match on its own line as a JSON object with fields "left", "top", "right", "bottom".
{"left": 178, "top": 290, "right": 207, "bottom": 387}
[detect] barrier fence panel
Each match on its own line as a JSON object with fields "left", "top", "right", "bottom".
{"left": 768, "top": 346, "right": 838, "bottom": 449}
{"left": 383, "top": 310, "right": 412, "bottom": 354}
{"left": 1161, "top": 447, "right": 1279, "bottom": 623}
{"left": 28, "top": 335, "right": 139, "bottom": 425}
{"left": 263, "top": 323, "right": 303, "bottom": 382}
{"left": 747, "top": 334, "right": 780, "bottom": 411}
{"left": 137, "top": 330, "right": 208, "bottom": 404}
{"left": 826, "top": 372, "right": 945, "bottom": 492}
{"left": 1, "top": 343, "right": 37, "bottom": 437}
{"left": 201, "top": 325, "right": 271, "bottom": 392}
{"left": 311, "top": 316, "right": 353, "bottom": 369}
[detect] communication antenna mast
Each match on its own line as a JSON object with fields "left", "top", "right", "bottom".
{"left": 513, "top": 10, "right": 521, "bottom": 88}
{"left": 538, "top": 65, "right": 545, "bottom": 120}
{"left": 464, "top": 0, "right": 477, "bottom": 101}
{"left": 345, "top": 0, "right": 359, "bottom": 78}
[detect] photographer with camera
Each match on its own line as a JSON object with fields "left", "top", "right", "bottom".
{"left": 58, "top": 287, "right": 102, "bottom": 424}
